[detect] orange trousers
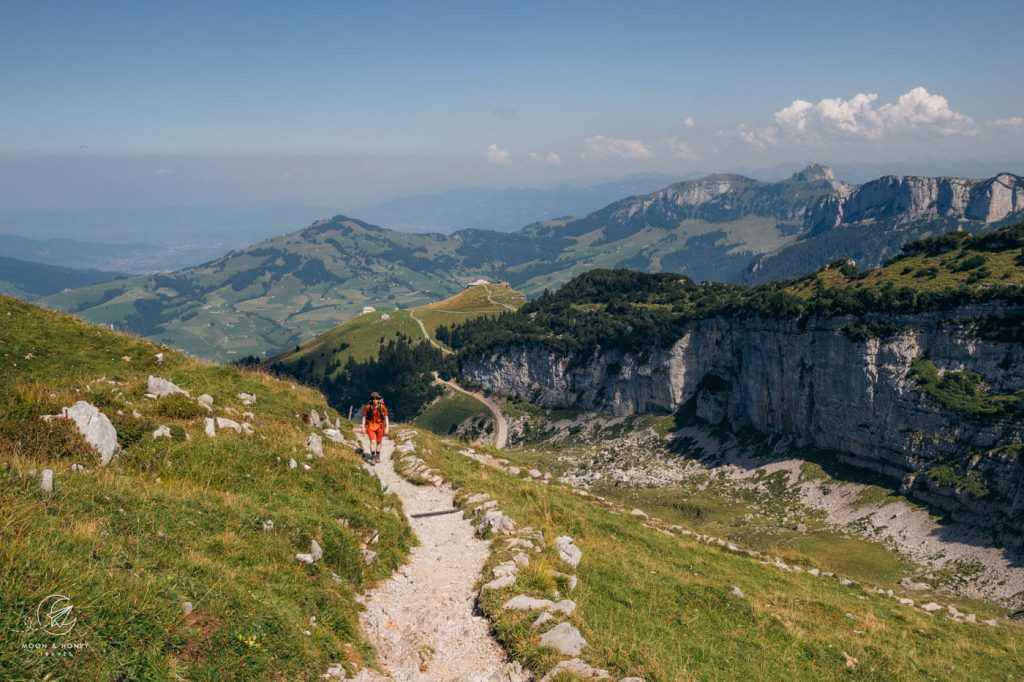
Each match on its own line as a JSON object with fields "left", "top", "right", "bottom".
{"left": 366, "top": 423, "right": 385, "bottom": 445}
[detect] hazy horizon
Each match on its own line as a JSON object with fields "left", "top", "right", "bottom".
{"left": 2, "top": 1, "right": 1022, "bottom": 223}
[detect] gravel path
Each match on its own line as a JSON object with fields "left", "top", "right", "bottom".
{"left": 408, "top": 310, "right": 454, "bottom": 356}
{"left": 353, "top": 437, "right": 526, "bottom": 681}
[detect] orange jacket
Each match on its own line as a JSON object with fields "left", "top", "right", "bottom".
{"left": 363, "top": 402, "right": 388, "bottom": 426}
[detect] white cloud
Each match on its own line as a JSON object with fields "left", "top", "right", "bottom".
{"left": 667, "top": 137, "right": 700, "bottom": 160}
{"left": 682, "top": 116, "right": 696, "bottom": 128}
{"left": 583, "top": 135, "right": 653, "bottom": 159}
{"left": 546, "top": 152, "right": 562, "bottom": 166}
{"left": 484, "top": 143, "right": 511, "bottom": 165}
{"left": 528, "top": 152, "right": 542, "bottom": 162}
{"left": 737, "top": 87, "right": 976, "bottom": 148}
{"left": 990, "top": 116, "right": 1024, "bottom": 129}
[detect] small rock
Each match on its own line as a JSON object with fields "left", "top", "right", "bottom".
{"left": 920, "top": 602, "right": 942, "bottom": 613}
{"left": 899, "top": 598, "right": 915, "bottom": 606}
{"left": 153, "top": 425, "right": 172, "bottom": 439}
{"left": 148, "top": 376, "right": 189, "bottom": 397}
{"left": 306, "top": 433, "right": 324, "bottom": 457}
{"left": 503, "top": 595, "right": 553, "bottom": 611}
{"left": 983, "top": 618, "right": 999, "bottom": 627}
{"left": 361, "top": 549, "right": 377, "bottom": 565}
{"left": 204, "top": 418, "right": 216, "bottom": 438}
{"left": 531, "top": 612, "right": 554, "bottom": 629}
{"left": 155, "top": 352, "right": 164, "bottom": 364}
{"left": 477, "top": 510, "right": 515, "bottom": 537}
{"left": 731, "top": 586, "right": 745, "bottom": 599}
{"left": 482, "top": 575, "right": 517, "bottom": 591}
{"left": 795, "top": 523, "right": 807, "bottom": 533}
{"left": 324, "top": 429, "right": 345, "bottom": 444}
{"left": 197, "top": 394, "right": 214, "bottom": 409}
{"left": 238, "top": 392, "right": 257, "bottom": 405}
{"left": 551, "top": 599, "right": 576, "bottom": 615}
{"left": 288, "top": 458, "right": 298, "bottom": 469}
{"left": 70, "top": 464, "right": 85, "bottom": 473}
{"left": 527, "top": 469, "right": 542, "bottom": 479}
{"left": 629, "top": 508, "right": 649, "bottom": 520}
{"left": 40, "top": 469, "right": 53, "bottom": 494}
{"left": 322, "top": 663, "right": 345, "bottom": 679}
{"left": 182, "top": 601, "right": 193, "bottom": 616}
{"left": 555, "top": 536, "right": 582, "bottom": 567}
{"left": 241, "top": 422, "right": 254, "bottom": 435}
{"left": 538, "top": 621, "right": 587, "bottom": 656}
{"left": 308, "top": 408, "right": 321, "bottom": 427}
{"left": 900, "top": 577, "right": 931, "bottom": 591}
{"left": 216, "top": 417, "right": 241, "bottom": 432}
{"left": 296, "top": 540, "right": 324, "bottom": 564}
{"left": 262, "top": 520, "right": 274, "bottom": 531}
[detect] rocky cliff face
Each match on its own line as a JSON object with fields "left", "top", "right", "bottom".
{"left": 807, "top": 173, "right": 1024, "bottom": 234}
{"left": 462, "top": 304, "right": 1024, "bottom": 543}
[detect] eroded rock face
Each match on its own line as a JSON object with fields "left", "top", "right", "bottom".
{"left": 807, "top": 173, "right": 1024, "bottom": 233}
{"left": 462, "top": 303, "right": 1024, "bottom": 543}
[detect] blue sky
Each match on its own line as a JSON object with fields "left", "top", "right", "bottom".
{"left": 1, "top": 0, "right": 1023, "bottom": 210}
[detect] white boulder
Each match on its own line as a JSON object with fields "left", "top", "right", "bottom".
{"left": 538, "top": 622, "right": 587, "bottom": 656}
{"left": 148, "top": 376, "right": 189, "bottom": 397}
{"left": 555, "top": 536, "right": 582, "bottom": 567}
{"left": 48, "top": 401, "right": 118, "bottom": 466}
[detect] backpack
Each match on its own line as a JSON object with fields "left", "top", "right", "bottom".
{"left": 364, "top": 401, "right": 387, "bottom": 424}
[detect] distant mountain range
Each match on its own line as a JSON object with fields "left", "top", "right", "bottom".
{"left": 0, "top": 256, "right": 126, "bottom": 300}
{"left": 353, "top": 173, "right": 682, "bottom": 233}
{"left": 42, "top": 165, "right": 1024, "bottom": 361}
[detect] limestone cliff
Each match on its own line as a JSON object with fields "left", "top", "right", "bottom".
{"left": 807, "top": 173, "right": 1024, "bottom": 235}
{"left": 461, "top": 304, "right": 1024, "bottom": 543}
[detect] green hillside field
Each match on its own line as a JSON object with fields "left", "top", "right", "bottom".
{"left": 269, "top": 282, "right": 524, "bottom": 381}
{"left": 0, "top": 295, "right": 413, "bottom": 680}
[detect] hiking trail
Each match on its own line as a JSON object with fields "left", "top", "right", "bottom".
{"left": 432, "top": 375, "right": 509, "bottom": 449}
{"left": 482, "top": 283, "right": 517, "bottom": 311}
{"left": 352, "top": 437, "right": 526, "bottom": 682}
{"left": 408, "top": 310, "right": 453, "bottom": 356}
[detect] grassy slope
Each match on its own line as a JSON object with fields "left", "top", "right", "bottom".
{"left": 271, "top": 283, "right": 524, "bottom": 380}
{"left": 413, "top": 283, "right": 525, "bottom": 339}
{"left": 787, "top": 239, "right": 1024, "bottom": 298}
{"left": 413, "top": 391, "right": 493, "bottom": 437}
{"left": 0, "top": 295, "right": 413, "bottom": 680}
{"left": 409, "top": 431, "right": 1024, "bottom": 681}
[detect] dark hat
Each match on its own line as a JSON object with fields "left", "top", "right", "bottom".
{"left": 370, "top": 391, "right": 382, "bottom": 399}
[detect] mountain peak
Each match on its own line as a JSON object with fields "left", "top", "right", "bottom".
{"left": 791, "top": 163, "right": 837, "bottom": 183}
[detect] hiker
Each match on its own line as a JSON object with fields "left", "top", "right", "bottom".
{"left": 362, "top": 391, "right": 389, "bottom": 463}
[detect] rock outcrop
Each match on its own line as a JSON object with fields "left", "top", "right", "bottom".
{"left": 807, "top": 173, "right": 1024, "bottom": 234}
{"left": 462, "top": 303, "right": 1024, "bottom": 544}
